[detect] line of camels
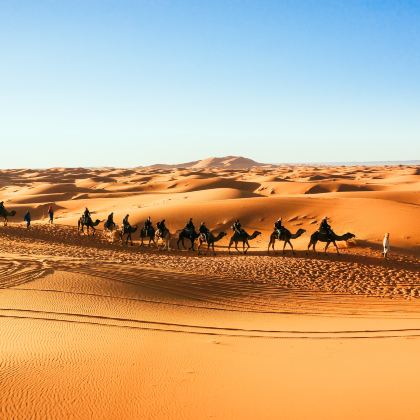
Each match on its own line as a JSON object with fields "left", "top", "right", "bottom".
{"left": 1, "top": 207, "right": 355, "bottom": 256}
{"left": 75, "top": 212, "right": 355, "bottom": 256}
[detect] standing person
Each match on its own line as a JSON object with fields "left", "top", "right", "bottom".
{"left": 383, "top": 233, "right": 390, "bottom": 259}
{"left": 24, "top": 210, "right": 31, "bottom": 228}
{"left": 48, "top": 205, "right": 54, "bottom": 224}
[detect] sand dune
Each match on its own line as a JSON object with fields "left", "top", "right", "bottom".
{"left": 0, "top": 162, "right": 419, "bottom": 419}
{"left": 1, "top": 163, "right": 418, "bottom": 252}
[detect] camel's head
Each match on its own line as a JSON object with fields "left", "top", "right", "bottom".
{"left": 9, "top": 210, "right": 16, "bottom": 217}
{"left": 297, "top": 228, "right": 306, "bottom": 234}
{"left": 344, "top": 232, "right": 355, "bottom": 240}
{"left": 219, "top": 231, "right": 227, "bottom": 238}
{"left": 255, "top": 231, "right": 262, "bottom": 237}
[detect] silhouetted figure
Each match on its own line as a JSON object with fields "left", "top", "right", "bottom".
{"left": 105, "top": 212, "right": 115, "bottom": 230}
{"left": 274, "top": 218, "right": 283, "bottom": 237}
{"left": 24, "top": 210, "right": 31, "bottom": 228}
{"left": 48, "top": 205, "right": 54, "bottom": 224}
{"left": 383, "top": 233, "right": 390, "bottom": 259}
{"left": 199, "top": 222, "right": 210, "bottom": 242}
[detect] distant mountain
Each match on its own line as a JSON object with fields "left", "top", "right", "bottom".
{"left": 145, "top": 156, "right": 268, "bottom": 170}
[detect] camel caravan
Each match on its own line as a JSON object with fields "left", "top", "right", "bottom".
{"left": 0, "top": 200, "right": 357, "bottom": 256}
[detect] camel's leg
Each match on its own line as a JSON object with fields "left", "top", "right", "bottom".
{"left": 244, "top": 240, "right": 250, "bottom": 254}
{"left": 288, "top": 241, "right": 295, "bottom": 255}
{"left": 333, "top": 241, "right": 340, "bottom": 254}
{"left": 267, "top": 239, "right": 273, "bottom": 254}
{"left": 228, "top": 240, "right": 233, "bottom": 254}
{"left": 324, "top": 242, "right": 330, "bottom": 253}
{"left": 211, "top": 242, "right": 215, "bottom": 256}
{"left": 235, "top": 241, "right": 241, "bottom": 254}
{"left": 197, "top": 240, "right": 202, "bottom": 255}
{"left": 282, "top": 241, "right": 287, "bottom": 254}
{"left": 307, "top": 240, "right": 312, "bottom": 255}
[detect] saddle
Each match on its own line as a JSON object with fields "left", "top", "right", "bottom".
{"left": 142, "top": 226, "right": 154, "bottom": 236}
{"left": 82, "top": 215, "right": 92, "bottom": 225}
{"left": 274, "top": 227, "right": 285, "bottom": 238}
{"left": 319, "top": 228, "right": 334, "bottom": 238}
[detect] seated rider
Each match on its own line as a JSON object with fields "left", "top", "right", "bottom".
{"left": 157, "top": 219, "right": 167, "bottom": 234}
{"left": 185, "top": 218, "right": 195, "bottom": 233}
{"left": 83, "top": 207, "right": 91, "bottom": 223}
{"left": 122, "top": 214, "right": 130, "bottom": 232}
{"left": 144, "top": 216, "right": 152, "bottom": 231}
{"left": 199, "top": 222, "right": 210, "bottom": 242}
{"left": 232, "top": 219, "right": 242, "bottom": 235}
{"left": 319, "top": 217, "right": 332, "bottom": 235}
{"left": 105, "top": 212, "right": 115, "bottom": 230}
{"left": 274, "top": 218, "right": 283, "bottom": 237}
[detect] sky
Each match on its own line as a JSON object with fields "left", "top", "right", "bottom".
{"left": 1, "top": 0, "right": 419, "bottom": 168}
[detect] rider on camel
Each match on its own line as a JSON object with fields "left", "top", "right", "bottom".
{"left": 232, "top": 219, "right": 242, "bottom": 235}
{"left": 144, "top": 216, "right": 153, "bottom": 233}
{"left": 84, "top": 207, "right": 91, "bottom": 223}
{"left": 105, "top": 212, "right": 115, "bottom": 230}
{"left": 122, "top": 214, "right": 131, "bottom": 232}
{"left": 157, "top": 219, "right": 167, "bottom": 234}
{"left": 274, "top": 218, "right": 283, "bottom": 237}
{"left": 319, "top": 217, "right": 333, "bottom": 236}
{"left": 199, "top": 222, "right": 210, "bottom": 242}
{"left": 185, "top": 218, "right": 195, "bottom": 233}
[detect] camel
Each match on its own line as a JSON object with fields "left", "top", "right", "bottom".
{"left": 121, "top": 225, "right": 138, "bottom": 246}
{"left": 177, "top": 228, "right": 200, "bottom": 251}
{"left": 78, "top": 216, "right": 101, "bottom": 236}
{"left": 228, "top": 230, "right": 261, "bottom": 254}
{"left": 155, "top": 227, "right": 171, "bottom": 250}
{"left": 140, "top": 226, "right": 156, "bottom": 247}
{"left": 197, "top": 231, "right": 227, "bottom": 255}
{"left": 0, "top": 207, "right": 16, "bottom": 226}
{"left": 307, "top": 231, "right": 355, "bottom": 254}
{"left": 267, "top": 228, "right": 306, "bottom": 255}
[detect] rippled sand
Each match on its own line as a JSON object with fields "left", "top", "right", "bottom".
{"left": 0, "top": 224, "right": 419, "bottom": 419}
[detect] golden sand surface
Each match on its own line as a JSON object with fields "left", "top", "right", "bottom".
{"left": 0, "top": 163, "right": 419, "bottom": 419}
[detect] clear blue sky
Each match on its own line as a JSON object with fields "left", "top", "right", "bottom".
{"left": 1, "top": 0, "right": 419, "bottom": 167}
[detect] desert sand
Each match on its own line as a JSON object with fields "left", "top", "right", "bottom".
{"left": 0, "top": 157, "right": 419, "bottom": 419}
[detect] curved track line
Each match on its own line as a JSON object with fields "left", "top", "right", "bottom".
{"left": 1, "top": 308, "right": 420, "bottom": 339}
{"left": 9, "top": 287, "right": 420, "bottom": 318}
